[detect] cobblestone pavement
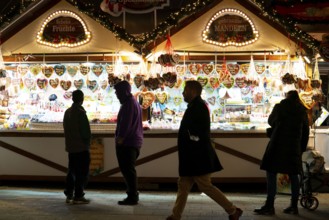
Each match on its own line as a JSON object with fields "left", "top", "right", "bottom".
{"left": 0, "top": 186, "right": 328, "bottom": 220}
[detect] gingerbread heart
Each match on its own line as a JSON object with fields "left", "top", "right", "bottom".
{"left": 241, "top": 87, "right": 251, "bottom": 95}
{"left": 17, "top": 65, "right": 29, "bottom": 76}
{"left": 60, "top": 80, "right": 72, "bottom": 91}
{"left": 188, "top": 64, "right": 201, "bottom": 75}
{"left": 227, "top": 63, "right": 240, "bottom": 75}
{"left": 235, "top": 77, "right": 246, "bottom": 88}
{"left": 37, "top": 78, "right": 48, "bottom": 89}
{"left": 139, "top": 91, "right": 155, "bottom": 109}
{"left": 197, "top": 77, "right": 208, "bottom": 87}
{"left": 100, "top": 80, "right": 108, "bottom": 89}
{"left": 255, "top": 64, "right": 265, "bottom": 75}
{"left": 54, "top": 64, "right": 66, "bottom": 76}
{"left": 240, "top": 64, "right": 249, "bottom": 75}
{"left": 74, "top": 79, "right": 84, "bottom": 89}
{"left": 209, "top": 77, "right": 220, "bottom": 89}
{"left": 202, "top": 64, "right": 214, "bottom": 75}
{"left": 49, "top": 78, "right": 59, "bottom": 89}
{"left": 134, "top": 74, "right": 144, "bottom": 88}
{"left": 24, "top": 78, "right": 35, "bottom": 89}
{"left": 92, "top": 65, "right": 103, "bottom": 77}
{"left": 174, "top": 77, "right": 183, "bottom": 88}
{"left": 63, "top": 91, "right": 73, "bottom": 100}
{"left": 175, "top": 65, "right": 185, "bottom": 76}
{"left": 215, "top": 64, "right": 224, "bottom": 75}
{"left": 155, "top": 92, "right": 167, "bottom": 104}
{"left": 222, "top": 77, "right": 235, "bottom": 89}
{"left": 80, "top": 65, "right": 90, "bottom": 75}
{"left": 42, "top": 66, "right": 54, "bottom": 78}
{"left": 173, "top": 96, "right": 183, "bottom": 106}
{"left": 207, "top": 96, "right": 216, "bottom": 105}
{"left": 299, "top": 91, "right": 314, "bottom": 109}
{"left": 105, "top": 64, "right": 114, "bottom": 74}
{"left": 67, "top": 65, "right": 79, "bottom": 77}
{"left": 29, "top": 65, "right": 41, "bottom": 76}
{"left": 87, "top": 80, "right": 98, "bottom": 92}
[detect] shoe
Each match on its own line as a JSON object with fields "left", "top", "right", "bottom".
{"left": 65, "top": 196, "right": 73, "bottom": 204}
{"left": 229, "top": 208, "right": 243, "bottom": 220}
{"left": 283, "top": 206, "right": 298, "bottom": 215}
{"left": 118, "top": 197, "right": 138, "bottom": 205}
{"left": 73, "top": 196, "right": 90, "bottom": 204}
{"left": 254, "top": 206, "right": 275, "bottom": 215}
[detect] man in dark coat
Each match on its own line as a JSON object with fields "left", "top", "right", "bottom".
{"left": 63, "top": 89, "right": 91, "bottom": 204}
{"left": 255, "top": 90, "right": 309, "bottom": 215}
{"left": 167, "top": 80, "right": 242, "bottom": 220}
{"left": 114, "top": 80, "right": 143, "bottom": 205}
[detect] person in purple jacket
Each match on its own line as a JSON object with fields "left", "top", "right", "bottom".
{"left": 114, "top": 80, "right": 143, "bottom": 205}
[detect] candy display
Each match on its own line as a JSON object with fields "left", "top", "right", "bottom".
{"left": 0, "top": 57, "right": 323, "bottom": 130}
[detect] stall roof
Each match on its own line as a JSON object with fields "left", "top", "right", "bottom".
{"left": 0, "top": 0, "right": 137, "bottom": 57}
{"left": 0, "top": 0, "right": 328, "bottom": 61}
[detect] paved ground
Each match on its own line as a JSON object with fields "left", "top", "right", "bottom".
{"left": 0, "top": 185, "right": 329, "bottom": 220}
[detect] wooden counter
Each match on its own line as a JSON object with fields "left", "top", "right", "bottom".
{"left": 0, "top": 129, "right": 268, "bottom": 184}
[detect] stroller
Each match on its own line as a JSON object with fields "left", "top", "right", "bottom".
{"left": 299, "top": 150, "right": 327, "bottom": 211}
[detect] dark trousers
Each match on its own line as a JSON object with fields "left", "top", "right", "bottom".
{"left": 116, "top": 146, "right": 140, "bottom": 194}
{"left": 266, "top": 171, "right": 300, "bottom": 207}
{"left": 64, "top": 150, "right": 90, "bottom": 198}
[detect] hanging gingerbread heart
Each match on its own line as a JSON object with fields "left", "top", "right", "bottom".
{"left": 133, "top": 74, "right": 144, "bottom": 88}
{"left": 175, "top": 65, "right": 185, "bottom": 76}
{"left": 105, "top": 64, "right": 114, "bottom": 74}
{"left": 227, "top": 63, "right": 240, "bottom": 76}
{"left": 80, "top": 65, "right": 90, "bottom": 75}
{"left": 17, "top": 65, "right": 29, "bottom": 76}
{"left": 54, "top": 64, "right": 66, "bottom": 76}
{"left": 209, "top": 77, "right": 220, "bottom": 89}
{"left": 29, "top": 65, "right": 42, "bottom": 76}
{"left": 173, "top": 96, "right": 183, "bottom": 106}
{"left": 23, "top": 78, "right": 35, "bottom": 89}
{"left": 49, "top": 78, "right": 59, "bottom": 89}
{"left": 207, "top": 96, "right": 216, "bottom": 105}
{"left": 255, "top": 64, "right": 265, "bottom": 75}
{"left": 222, "top": 76, "right": 235, "bottom": 89}
{"left": 139, "top": 91, "right": 155, "bottom": 109}
{"left": 42, "top": 66, "right": 54, "bottom": 78}
{"left": 92, "top": 65, "right": 103, "bottom": 77}
{"left": 100, "top": 80, "right": 108, "bottom": 89}
{"left": 174, "top": 77, "right": 183, "bottom": 88}
{"left": 155, "top": 92, "right": 167, "bottom": 104}
{"left": 63, "top": 91, "right": 73, "bottom": 100}
{"left": 240, "top": 64, "right": 249, "bottom": 75}
{"left": 87, "top": 80, "right": 98, "bottom": 92}
{"left": 60, "top": 80, "right": 72, "bottom": 91}
{"left": 188, "top": 64, "right": 201, "bottom": 75}
{"left": 74, "top": 79, "right": 84, "bottom": 89}
{"left": 235, "top": 77, "right": 246, "bottom": 88}
{"left": 215, "top": 64, "right": 224, "bottom": 75}
{"left": 202, "top": 64, "right": 214, "bottom": 75}
{"left": 67, "top": 65, "right": 79, "bottom": 77}
{"left": 37, "top": 78, "right": 48, "bottom": 90}
{"left": 197, "top": 76, "right": 208, "bottom": 87}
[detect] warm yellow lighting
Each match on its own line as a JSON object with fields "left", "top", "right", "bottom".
{"left": 202, "top": 8, "right": 259, "bottom": 47}
{"left": 36, "top": 10, "right": 91, "bottom": 48}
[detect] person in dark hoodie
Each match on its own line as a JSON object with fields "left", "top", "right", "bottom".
{"left": 167, "top": 80, "right": 242, "bottom": 220}
{"left": 63, "top": 89, "right": 91, "bottom": 204}
{"left": 114, "top": 80, "right": 143, "bottom": 205}
{"left": 254, "top": 90, "right": 309, "bottom": 215}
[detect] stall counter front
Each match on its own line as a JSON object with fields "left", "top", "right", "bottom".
{"left": 0, "top": 129, "right": 268, "bottom": 183}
